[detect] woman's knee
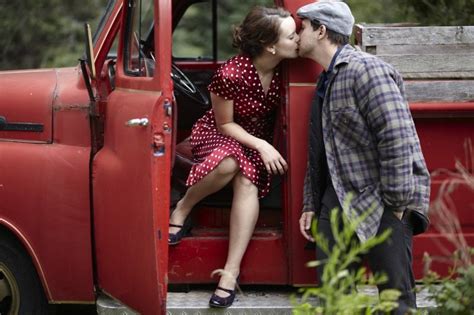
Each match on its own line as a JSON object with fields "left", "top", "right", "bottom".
{"left": 216, "top": 156, "right": 239, "bottom": 176}
{"left": 233, "top": 172, "right": 257, "bottom": 193}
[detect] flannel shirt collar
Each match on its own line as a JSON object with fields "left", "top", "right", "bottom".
{"left": 317, "top": 45, "right": 346, "bottom": 98}
{"left": 323, "top": 44, "right": 354, "bottom": 91}
{"left": 333, "top": 44, "right": 355, "bottom": 70}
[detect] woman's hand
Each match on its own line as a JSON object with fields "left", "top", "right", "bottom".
{"left": 255, "top": 140, "right": 288, "bottom": 175}
{"left": 211, "top": 93, "right": 287, "bottom": 176}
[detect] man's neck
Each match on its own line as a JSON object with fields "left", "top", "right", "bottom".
{"left": 311, "top": 44, "right": 339, "bottom": 71}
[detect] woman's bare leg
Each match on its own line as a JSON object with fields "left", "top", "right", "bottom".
{"left": 214, "top": 172, "right": 259, "bottom": 297}
{"left": 169, "top": 157, "right": 239, "bottom": 234}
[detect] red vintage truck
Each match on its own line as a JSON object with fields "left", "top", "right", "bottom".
{"left": 0, "top": 0, "right": 473, "bottom": 314}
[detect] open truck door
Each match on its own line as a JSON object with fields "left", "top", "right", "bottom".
{"left": 90, "top": 0, "right": 173, "bottom": 313}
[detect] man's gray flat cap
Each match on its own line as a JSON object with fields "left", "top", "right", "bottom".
{"left": 297, "top": 1, "right": 355, "bottom": 36}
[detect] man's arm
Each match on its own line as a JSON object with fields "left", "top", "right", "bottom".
{"left": 353, "top": 60, "right": 415, "bottom": 211}
{"left": 303, "top": 161, "right": 315, "bottom": 212}
{"left": 300, "top": 162, "right": 315, "bottom": 241}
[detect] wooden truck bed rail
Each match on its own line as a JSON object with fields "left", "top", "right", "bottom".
{"left": 354, "top": 24, "right": 474, "bottom": 103}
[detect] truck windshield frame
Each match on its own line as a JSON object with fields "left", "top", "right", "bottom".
{"left": 123, "top": 0, "right": 155, "bottom": 77}
{"left": 93, "top": 0, "right": 120, "bottom": 44}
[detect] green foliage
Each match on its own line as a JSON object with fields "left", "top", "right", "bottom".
{"left": 0, "top": 0, "right": 106, "bottom": 70}
{"left": 397, "top": 0, "right": 474, "bottom": 26}
{"left": 346, "top": 0, "right": 410, "bottom": 24}
{"left": 172, "top": 0, "right": 273, "bottom": 60}
{"left": 347, "top": 0, "right": 474, "bottom": 25}
{"left": 1, "top": 0, "right": 472, "bottom": 70}
{"left": 292, "top": 201, "right": 402, "bottom": 315}
{"left": 216, "top": 0, "right": 273, "bottom": 60}
{"left": 422, "top": 139, "right": 474, "bottom": 314}
{"left": 172, "top": 2, "right": 213, "bottom": 58}
{"left": 422, "top": 249, "right": 474, "bottom": 314}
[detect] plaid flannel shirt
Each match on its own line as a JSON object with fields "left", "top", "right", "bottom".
{"left": 303, "top": 45, "right": 430, "bottom": 242}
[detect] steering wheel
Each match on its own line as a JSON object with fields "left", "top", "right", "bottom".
{"left": 171, "top": 62, "right": 209, "bottom": 108}
{"left": 136, "top": 32, "right": 209, "bottom": 106}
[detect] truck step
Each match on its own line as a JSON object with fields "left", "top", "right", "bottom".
{"left": 168, "top": 290, "right": 299, "bottom": 314}
{"left": 167, "top": 285, "right": 436, "bottom": 314}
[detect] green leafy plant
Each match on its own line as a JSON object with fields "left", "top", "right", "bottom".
{"left": 293, "top": 197, "right": 402, "bottom": 315}
{"left": 421, "top": 139, "right": 474, "bottom": 314}
{"left": 422, "top": 253, "right": 474, "bottom": 315}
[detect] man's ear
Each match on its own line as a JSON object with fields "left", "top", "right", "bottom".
{"left": 318, "top": 25, "right": 327, "bottom": 39}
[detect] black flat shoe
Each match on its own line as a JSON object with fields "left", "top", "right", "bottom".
{"left": 168, "top": 216, "right": 192, "bottom": 245}
{"left": 209, "top": 270, "right": 241, "bottom": 308}
{"left": 209, "top": 286, "right": 236, "bottom": 308}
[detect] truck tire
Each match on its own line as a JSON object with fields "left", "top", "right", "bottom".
{"left": 0, "top": 236, "right": 48, "bottom": 315}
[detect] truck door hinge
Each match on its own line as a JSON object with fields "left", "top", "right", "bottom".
{"left": 153, "top": 133, "right": 165, "bottom": 157}
{"left": 164, "top": 100, "right": 172, "bottom": 117}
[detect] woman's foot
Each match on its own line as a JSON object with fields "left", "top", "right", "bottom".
{"left": 168, "top": 201, "right": 192, "bottom": 245}
{"left": 169, "top": 201, "right": 188, "bottom": 234}
{"left": 209, "top": 287, "right": 236, "bottom": 308}
{"left": 209, "top": 269, "right": 240, "bottom": 308}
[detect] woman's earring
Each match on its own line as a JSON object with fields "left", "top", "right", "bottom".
{"left": 272, "top": 49, "right": 276, "bottom": 55}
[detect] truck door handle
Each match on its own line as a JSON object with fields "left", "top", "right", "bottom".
{"left": 125, "top": 118, "right": 149, "bottom": 127}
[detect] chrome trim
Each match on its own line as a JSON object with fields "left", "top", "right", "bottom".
{"left": 125, "top": 118, "right": 149, "bottom": 127}
{"left": 97, "top": 291, "right": 139, "bottom": 315}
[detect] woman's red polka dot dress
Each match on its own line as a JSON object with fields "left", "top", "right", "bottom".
{"left": 186, "top": 54, "right": 281, "bottom": 198}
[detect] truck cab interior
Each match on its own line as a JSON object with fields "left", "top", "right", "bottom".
{"left": 167, "top": 0, "right": 288, "bottom": 284}
{"left": 93, "top": 0, "right": 296, "bottom": 285}
{"left": 167, "top": 0, "right": 284, "bottom": 212}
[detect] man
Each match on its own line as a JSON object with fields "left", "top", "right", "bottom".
{"left": 296, "top": 1, "right": 431, "bottom": 313}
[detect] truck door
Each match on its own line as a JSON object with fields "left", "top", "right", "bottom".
{"left": 92, "top": 0, "right": 173, "bottom": 313}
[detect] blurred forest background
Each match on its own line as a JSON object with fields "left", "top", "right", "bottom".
{"left": 0, "top": 0, "right": 473, "bottom": 70}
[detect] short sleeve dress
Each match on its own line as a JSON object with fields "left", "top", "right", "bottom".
{"left": 186, "top": 55, "right": 281, "bottom": 199}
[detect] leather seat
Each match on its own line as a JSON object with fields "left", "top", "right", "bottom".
{"left": 172, "top": 137, "right": 195, "bottom": 193}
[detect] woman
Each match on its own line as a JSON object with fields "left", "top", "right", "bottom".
{"left": 168, "top": 6, "right": 299, "bottom": 308}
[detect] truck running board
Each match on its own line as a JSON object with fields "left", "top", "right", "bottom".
{"left": 167, "top": 286, "right": 436, "bottom": 314}
{"left": 97, "top": 286, "right": 436, "bottom": 314}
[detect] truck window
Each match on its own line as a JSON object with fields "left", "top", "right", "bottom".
{"left": 173, "top": 0, "right": 274, "bottom": 61}
{"left": 124, "top": 0, "right": 154, "bottom": 76}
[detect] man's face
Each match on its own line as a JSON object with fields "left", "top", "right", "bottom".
{"left": 297, "top": 19, "right": 318, "bottom": 58}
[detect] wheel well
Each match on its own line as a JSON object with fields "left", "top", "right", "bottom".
{"left": 0, "top": 224, "right": 50, "bottom": 301}
{"left": 0, "top": 225, "right": 23, "bottom": 247}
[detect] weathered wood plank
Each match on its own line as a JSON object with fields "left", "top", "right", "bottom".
{"left": 354, "top": 24, "right": 474, "bottom": 80}
{"left": 400, "top": 72, "right": 474, "bottom": 79}
{"left": 404, "top": 80, "right": 474, "bottom": 102}
{"left": 377, "top": 54, "right": 474, "bottom": 79}
{"left": 366, "top": 43, "right": 474, "bottom": 55}
{"left": 355, "top": 24, "right": 474, "bottom": 46}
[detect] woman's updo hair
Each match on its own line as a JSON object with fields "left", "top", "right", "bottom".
{"left": 232, "top": 6, "right": 291, "bottom": 58}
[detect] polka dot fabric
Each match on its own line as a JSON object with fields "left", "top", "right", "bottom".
{"left": 186, "top": 54, "right": 281, "bottom": 198}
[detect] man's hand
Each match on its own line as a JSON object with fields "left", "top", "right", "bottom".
{"left": 393, "top": 210, "right": 404, "bottom": 220}
{"left": 299, "top": 211, "right": 315, "bottom": 242}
